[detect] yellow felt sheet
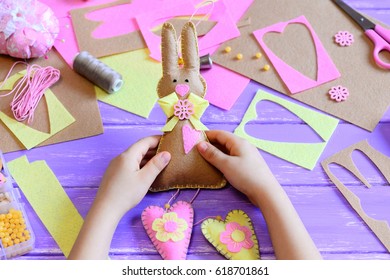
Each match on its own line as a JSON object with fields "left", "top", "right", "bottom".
{"left": 7, "top": 156, "right": 84, "bottom": 257}
{"left": 234, "top": 90, "right": 339, "bottom": 170}
{"left": 95, "top": 49, "right": 161, "bottom": 118}
{"left": 0, "top": 72, "right": 75, "bottom": 150}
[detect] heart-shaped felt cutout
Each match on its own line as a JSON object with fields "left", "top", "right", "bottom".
{"left": 142, "top": 201, "right": 194, "bottom": 260}
{"left": 201, "top": 209, "right": 260, "bottom": 260}
{"left": 182, "top": 124, "right": 202, "bottom": 154}
{"left": 263, "top": 23, "right": 317, "bottom": 81}
{"left": 244, "top": 100, "right": 324, "bottom": 144}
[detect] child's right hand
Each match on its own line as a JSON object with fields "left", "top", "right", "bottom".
{"left": 197, "top": 130, "right": 279, "bottom": 205}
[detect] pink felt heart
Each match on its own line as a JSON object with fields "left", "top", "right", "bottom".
{"left": 141, "top": 201, "right": 193, "bottom": 260}
{"left": 182, "top": 124, "right": 202, "bottom": 154}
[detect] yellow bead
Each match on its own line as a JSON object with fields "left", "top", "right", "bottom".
{"left": 0, "top": 232, "right": 5, "bottom": 238}
{"left": 236, "top": 53, "right": 243, "bottom": 60}
{"left": 164, "top": 203, "right": 170, "bottom": 210}
{"left": 18, "top": 227, "right": 24, "bottom": 233}
{"left": 8, "top": 240, "right": 13, "bottom": 246}
{"left": 24, "top": 230, "right": 30, "bottom": 236}
{"left": 0, "top": 214, "right": 5, "bottom": 220}
{"left": 6, "top": 213, "right": 12, "bottom": 219}
{"left": 263, "top": 64, "right": 270, "bottom": 71}
{"left": 7, "top": 228, "right": 13, "bottom": 234}
{"left": 178, "top": 57, "right": 184, "bottom": 66}
{"left": 17, "top": 232, "right": 23, "bottom": 238}
{"left": 224, "top": 46, "right": 232, "bottom": 53}
{"left": 20, "top": 237, "right": 26, "bottom": 243}
{"left": 25, "top": 235, "right": 30, "bottom": 241}
{"left": 255, "top": 52, "right": 262, "bottom": 59}
{"left": 3, "top": 237, "right": 10, "bottom": 243}
{"left": 10, "top": 233, "right": 16, "bottom": 239}
{"left": 10, "top": 223, "right": 15, "bottom": 229}
{"left": 216, "top": 215, "right": 223, "bottom": 221}
{"left": 14, "top": 238, "right": 20, "bottom": 244}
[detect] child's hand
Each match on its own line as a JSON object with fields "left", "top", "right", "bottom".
{"left": 96, "top": 136, "right": 171, "bottom": 218}
{"left": 197, "top": 130, "right": 278, "bottom": 204}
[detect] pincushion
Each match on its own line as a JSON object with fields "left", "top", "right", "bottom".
{"left": 0, "top": 0, "right": 59, "bottom": 59}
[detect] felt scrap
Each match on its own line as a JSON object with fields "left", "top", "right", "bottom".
{"left": 95, "top": 49, "right": 160, "bottom": 118}
{"left": 235, "top": 90, "right": 339, "bottom": 170}
{"left": 0, "top": 71, "right": 75, "bottom": 150}
{"left": 252, "top": 15, "right": 340, "bottom": 94}
{"left": 7, "top": 156, "right": 84, "bottom": 257}
{"left": 0, "top": 49, "right": 103, "bottom": 153}
{"left": 212, "top": 0, "right": 390, "bottom": 131}
{"left": 201, "top": 209, "right": 260, "bottom": 260}
{"left": 70, "top": 0, "right": 148, "bottom": 58}
{"left": 141, "top": 201, "right": 193, "bottom": 260}
{"left": 150, "top": 22, "right": 226, "bottom": 192}
{"left": 321, "top": 140, "right": 390, "bottom": 253}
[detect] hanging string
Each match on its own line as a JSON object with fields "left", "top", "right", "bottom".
{"left": 193, "top": 214, "right": 223, "bottom": 226}
{"left": 0, "top": 61, "right": 60, "bottom": 123}
{"left": 189, "top": 188, "right": 201, "bottom": 204}
{"left": 176, "top": 0, "right": 215, "bottom": 60}
{"left": 164, "top": 189, "right": 181, "bottom": 210}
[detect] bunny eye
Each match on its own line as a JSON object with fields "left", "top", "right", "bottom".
{"left": 173, "top": 79, "right": 177, "bottom": 83}
{"left": 185, "top": 79, "right": 189, "bottom": 83}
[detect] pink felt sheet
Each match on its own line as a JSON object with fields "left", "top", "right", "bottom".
{"left": 252, "top": 15, "right": 341, "bottom": 94}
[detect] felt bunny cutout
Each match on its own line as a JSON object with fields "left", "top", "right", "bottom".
{"left": 150, "top": 22, "right": 226, "bottom": 192}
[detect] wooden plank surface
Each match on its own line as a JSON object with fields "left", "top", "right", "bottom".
{"left": 2, "top": 0, "right": 390, "bottom": 260}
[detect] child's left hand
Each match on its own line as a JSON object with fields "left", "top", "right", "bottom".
{"left": 95, "top": 136, "right": 171, "bottom": 218}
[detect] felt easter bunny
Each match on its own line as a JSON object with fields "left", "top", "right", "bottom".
{"left": 150, "top": 22, "right": 226, "bottom": 192}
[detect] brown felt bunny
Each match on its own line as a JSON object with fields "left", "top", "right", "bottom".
{"left": 150, "top": 22, "right": 226, "bottom": 192}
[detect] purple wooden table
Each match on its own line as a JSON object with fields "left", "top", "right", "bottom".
{"left": 3, "top": 0, "right": 390, "bottom": 260}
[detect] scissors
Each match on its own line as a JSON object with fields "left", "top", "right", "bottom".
{"left": 333, "top": 0, "right": 390, "bottom": 69}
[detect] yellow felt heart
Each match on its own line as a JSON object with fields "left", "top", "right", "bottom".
{"left": 201, "top": 209, "right": 260, "bottom": 260}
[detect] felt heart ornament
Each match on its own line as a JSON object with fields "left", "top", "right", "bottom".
{"left": 201, "top": 209, "right": 260, "bottom": 260}
{"left": 141, "top": 201, "right": 194, "bottom": 260}
{"left": 182, "top": 124, "right": 202, "bottom": 154}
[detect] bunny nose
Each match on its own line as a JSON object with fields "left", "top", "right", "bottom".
{"left": 175, "top": 84, "right": 190, "bottom": 97}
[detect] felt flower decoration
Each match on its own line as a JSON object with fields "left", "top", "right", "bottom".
{"left": 219, "top": 222, "right": 254, "bottom": 253}
{"left": 152, "top": 212, "right": 188, "bottom": 242}
{"left": 142, "top": 201, "right": 194, "bottom": 260}
{"left": 0, "top": 0, "right": 59, "bottom": 59}
{"left": 201, "top": 209, "right": 260, "bottom": 260}
{"left": 334, "top": 31, "right": 354, "bottom": 47}
{"left": 328, "top": 85, "right": 349, "bottom": 102}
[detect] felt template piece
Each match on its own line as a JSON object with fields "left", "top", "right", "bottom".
{"left": 201, "top": 209, "right": 260, "bottom": 260}
{"left": 0, "top": 71, "right": 75, "bottom": 150}
{"left": 136, "top": 0, "right": 240, "bottom": 61}
{"left": 70, "top": 0, "right": 147, "bottom": 58}
{"left": 212, "top": 0, "right": 390, "bottom": 131}
{"left": 95, "top": 49, "right": 160, "bottom": 118}
{"left": 321, "top": 140, "right": 390, "bottom": 253}
{"left": 0, "top": 49, "right": 104, "bottom": 153}
{"left": 235, "top": 90, "right": 339, "bottom": 170}
{"left": 7, "top": 156, "right": 84, "bottom": 257}
{"left": 142, "top": 201, "right": 193, "bottom": 260}
{"left": 150, "top": 22, "right": 225, "bottom": 192}
{"left": 39, "top": 0, "right": 117, "bottom": 66}
{"left": 253, "top": 15, "right": 340, "bottom": 94}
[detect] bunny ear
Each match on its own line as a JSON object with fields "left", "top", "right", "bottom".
{"left": 161, "top": 22, "right": 178, "bottom": 74}
{"left": 181, "top": 22, "right": 200, "bottom": 71}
